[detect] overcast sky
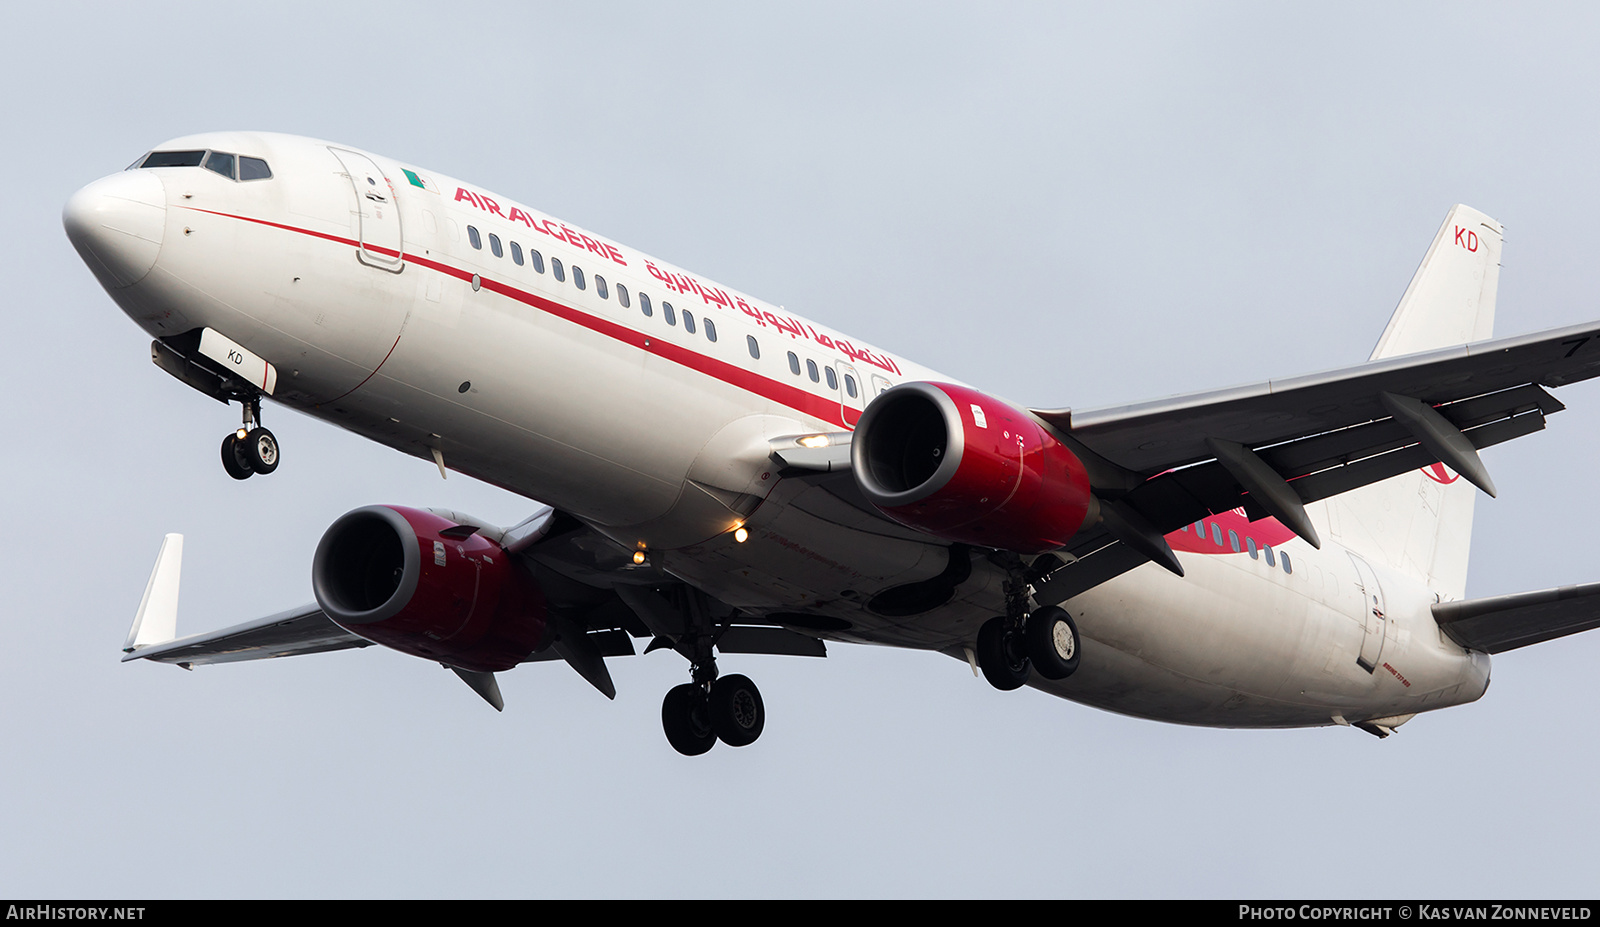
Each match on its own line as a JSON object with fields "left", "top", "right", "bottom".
{"left": 6, "top": 2, "right": 1600, "bottom": 898}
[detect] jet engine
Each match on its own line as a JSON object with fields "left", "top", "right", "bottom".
{"left": 850, "top": 382, "right": 1093, "bottom": 553}
{"left": 312, "top": 505, "right": 547, "bottom": 671}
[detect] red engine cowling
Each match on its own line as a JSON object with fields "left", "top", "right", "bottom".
{"left": 312, "top": 505, "right": 547, "bottom": 672}
{"left": 850, "top": 382, "right": 1093, "bottom": 552}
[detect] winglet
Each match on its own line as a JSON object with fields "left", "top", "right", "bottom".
{"left": 125, "top": 534, "right": 182, "bottom": 654}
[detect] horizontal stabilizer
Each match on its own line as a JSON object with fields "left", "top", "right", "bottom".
{"left": 1433, "top": 582, "right": 1600, "bottom": 653}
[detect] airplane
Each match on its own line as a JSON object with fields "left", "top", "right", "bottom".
{"left": 63, "top": 131, "right": 1600, "bottom": 754}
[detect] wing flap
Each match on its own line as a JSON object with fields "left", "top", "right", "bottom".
{"left": 1433, "top": 583, "right": 1600, "bottom": 653}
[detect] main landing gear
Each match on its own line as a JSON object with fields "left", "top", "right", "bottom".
{"left": 976, "top": 607, "right": 1082, "bottom": 690}
{"left": 658, "top": 590, "right": 765, "bottom": 756}
{"left": 219, "top": 394, "right": 279, "bottom": 481}
{"left": 661, "top": 674, "right": 766, "bottom": 756}
{"left": 974, "top": 557, "right": 1082, "bottom": 690}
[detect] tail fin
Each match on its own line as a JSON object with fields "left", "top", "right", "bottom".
{"left": 1315, "top": 205, "right": 1504, "bottom": 598}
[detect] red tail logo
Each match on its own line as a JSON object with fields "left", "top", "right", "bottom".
{"left": 1421, "top": 463, "right": 1460, "bottom": 484}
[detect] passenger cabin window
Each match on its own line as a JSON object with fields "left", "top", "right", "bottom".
{"left": 468, "top": 226, "right": 482, "bottom": 250}
{"left": 489, "top": 234, "right": 503, "bottom": 258}
{"left": 510, "top": 241, "right": 524, "bottom": 265}
{"left": 595, "top": 275, "right": 609, "bottom": 299}
{"left": 683, "top": 310, "right": 696, "bottom": 334}
{"left": 663, "top": 302, "right": 676, "bottom": 326}
{"left": 552, "top": 257, "right": 565, "bottom": 282}
{"left": 704, "top": 318, "right": 717, "bottom": 342}
{"left": 1263, "top": 545, "right": 1276, "bottom": 567}
{"left": 1247, "top": 537, "right": 1259, "bottom": 560}
{"left": 529, "top": 249, "right": 545, "bottom": 273}
{"left": 806, "top": 359, "right": 820, "bottom": 382}
{"left": 640, "top": 292, "right": 653, "bottom": 317}
{"left": 1280, "top": 551, "right": 1293, "bottom": 574}
{"left": 845, "top": 374, "right": 857, "bottom": 397}
{"left": 825, "top": 367, "right": 837, "bottom": 389}
{"left": 788, "top": 352, "right": 801, "bottom": 375}
{"left": 573, "top": 266, "right": 586, "bottom": 290}
{"left": 1228, "top": 529, "right": 1240, "bottom": 553}
{"left": 747, "top": 335, "right": 760, "bottom": 359}
{"left": 617, "top": 283, "right": 630, "bottom": 308}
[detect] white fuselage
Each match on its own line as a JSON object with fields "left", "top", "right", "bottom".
{"left": 69, "top": 132, "right": 1490, "bottom": 730}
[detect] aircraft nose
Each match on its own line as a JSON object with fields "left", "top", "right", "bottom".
{"left": 63, "top": 170, "right": 167, "bottom": 288}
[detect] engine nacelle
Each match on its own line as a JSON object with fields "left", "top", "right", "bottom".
{"left": 850, "top": 382, "right": 1093, "bottom": 553}
{"left": 312, "top": 505, "right": 547, "bottom": 672}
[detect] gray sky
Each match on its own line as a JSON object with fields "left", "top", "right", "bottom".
{"left": 6, "top": 2, "right": 1600, "bottom": 898}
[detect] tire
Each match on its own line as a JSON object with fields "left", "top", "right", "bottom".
{"left": 976, "top": 616, "right": 1029, "bottom": 691}
{"left": 662, "top": 683, "right": 716, "bottom": 756}
{"left": 709, "top": 674, "right": 765, "bottom": 747}
{"left": 245, "top": 427, "right": 279, "bottom": 474}
{"left": 1027, "top": 606, "right": 1081, "bottom": 680}
{"left": 221, "top": 433, "right": 253, "bottom": 480}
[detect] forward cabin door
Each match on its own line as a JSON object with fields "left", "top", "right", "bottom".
{"left": 330, "top": 148, "right": 405, "bottom": 272}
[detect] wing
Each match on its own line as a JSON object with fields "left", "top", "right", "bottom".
{"left": 122, "top": 603, "right": 369, "bottom": 666}
{"left": 781, "top": 322, "right": 1600, "bottom": 603}
{"left": 122, "top": 518, "right": 828, "bottom": 709}
{"left": 1026, "top": 320, "right": 1600, "bottom": 603}
{"left": 120, "top": 532, "right": 370, "bottom": 666}
{"left": 1433, "top": 583, "right": 1600, "bottom": 653}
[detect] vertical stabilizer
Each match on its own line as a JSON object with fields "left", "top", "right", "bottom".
{"left": 1315, "top": 205, "right": 1503, "bottom": 599}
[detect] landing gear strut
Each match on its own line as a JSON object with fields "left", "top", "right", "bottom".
{"left": 219, "top": 395, "right": 279, "bottom": 480}
{"left": 974, "top": 557, "right": 1082, "bottom": 690}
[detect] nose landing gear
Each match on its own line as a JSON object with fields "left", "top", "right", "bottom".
{"left": 219, "top": 395, "right": 279, "bottom": 480}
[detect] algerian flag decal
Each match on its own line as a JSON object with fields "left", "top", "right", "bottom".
{"left": 402, "top": 169, "right": 438, "bottom": 193}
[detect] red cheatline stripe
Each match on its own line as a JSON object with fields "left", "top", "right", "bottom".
{"left": 181, "top": 206, "right": 854, "bottom": 429}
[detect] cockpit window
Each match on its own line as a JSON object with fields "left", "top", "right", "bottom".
{"left": 140, "top": 150, "right": 206, "bottom": 168}
{"left": 135, "top": 149, "right": 272, "bottom": 182}
{"left": 203, "top": 151, "right": 236, "bottom": 179}
{"left": 239, "top": 157, "right": 272, "bottom": 181}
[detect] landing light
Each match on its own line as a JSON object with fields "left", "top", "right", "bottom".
{"left": 236, "top": 428, "right": 248, "bottom": 440}
{"left": 797, "top": 434, "right": 831, "bottom": 449}
{"left": 734, "top": 527, "right": 749, "bottom": 543}
{"left": 632, "top": 550, "right": 647, "bottom": 565}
